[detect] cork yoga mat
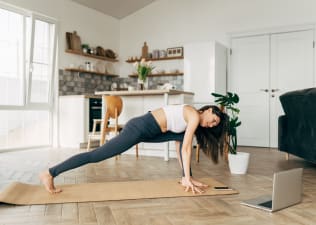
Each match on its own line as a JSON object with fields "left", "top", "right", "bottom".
{"left": 0, "top": 178, "right": 238, "bottom": 205}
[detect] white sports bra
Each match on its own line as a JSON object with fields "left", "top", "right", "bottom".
{"left": 162, "top": 104, "right": 187, "bottom": 133}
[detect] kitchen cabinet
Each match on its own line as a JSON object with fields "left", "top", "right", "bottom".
{"left": 183, "top": 41, "right": 227, "bottom": 107}
{"left": 59, "top": 95, "right": 101, "bottom": 148}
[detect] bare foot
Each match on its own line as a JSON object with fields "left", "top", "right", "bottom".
{"left": 39, "top": 171, "right": 62, "bottom": 194}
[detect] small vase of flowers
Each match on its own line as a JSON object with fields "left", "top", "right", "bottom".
{"left": 134, "top": 58, "right": 154, "bottom": 90}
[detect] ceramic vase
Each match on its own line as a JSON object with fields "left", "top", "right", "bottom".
{"left": 228, "top": 152, "right": 250, "bottom": 174}
{"left": 137, "top": 78, "right": 148, "bottom": 90}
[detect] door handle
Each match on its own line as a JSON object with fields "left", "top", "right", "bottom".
{"left": 260, "top": 89, "right": 269, "bottom": 92}
{"left": 271, "top": 89, "right": 280, "bottom": 93}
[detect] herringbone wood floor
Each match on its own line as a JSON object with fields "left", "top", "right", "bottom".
{"left": 0, "top": 146, "right": 315, "bottom": 225}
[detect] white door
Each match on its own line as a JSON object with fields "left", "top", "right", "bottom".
{"left": 230, "top": 29, "right": 314, "bottom": 148}
{"left": 269, "top": 30, "right": 314, "bottom": 147}
{"left": 230, "top": 35, "right": 270, "bottom": 147}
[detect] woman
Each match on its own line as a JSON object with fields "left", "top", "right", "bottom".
{"left": 40, "top": 104, "right": 228, "bottom": 194}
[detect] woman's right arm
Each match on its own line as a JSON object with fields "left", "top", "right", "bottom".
{"left": 180, "top": 107, "right": 206, "bottom": 194}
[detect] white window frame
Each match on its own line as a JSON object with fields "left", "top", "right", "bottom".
{"left": 0, "top": 2, "right": 58, "bottom": 149}
{"left": 27, "top": 13, "right": 58, "bottom": 109}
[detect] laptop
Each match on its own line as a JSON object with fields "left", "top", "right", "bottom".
{"left": 241, "top": 168, "right": 303, "bottom": 212}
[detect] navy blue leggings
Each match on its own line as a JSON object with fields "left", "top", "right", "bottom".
{"left": 49, "top": 112, "right": 192, "bottom": 177}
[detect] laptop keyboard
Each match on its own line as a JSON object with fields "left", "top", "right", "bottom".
{"left": 259, "top": 200, "right": 272, "bottom": 208}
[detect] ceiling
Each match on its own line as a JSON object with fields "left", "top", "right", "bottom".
{"left": 71, "top": 0, "right": 157, "bottom": 19}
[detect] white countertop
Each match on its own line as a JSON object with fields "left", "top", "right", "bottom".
{"left": 95, "top": 89, "right": 194, "bottom": 96}
{"left": 59, "top": 94, "right": 101, "bottom": 98}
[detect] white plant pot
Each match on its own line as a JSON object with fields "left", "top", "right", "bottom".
{"left": 228, "top": 152, "right": 250, "bottom": 174}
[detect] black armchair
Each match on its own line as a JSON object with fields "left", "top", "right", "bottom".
{"left": 278, "top": 88, "right": 316, "bottom": 163}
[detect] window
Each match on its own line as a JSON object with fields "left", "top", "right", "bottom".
{"left": 0, "top": 110, "right": 50, "bottom": 148}
{"left": 0, "top": 3, "right": 57, "bottom": 151}
{"left": 29, "top": 18, "right": 56, "bottom": 104}
{"left": 0, "top": 7, "right": 25, "bottom": 105}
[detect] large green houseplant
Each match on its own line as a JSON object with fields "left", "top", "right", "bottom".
{"left": 211, "top": 92, "right": 241, "bottom": 154}
{"left": 212, "top": 92, "right": 249, "bottom": 174}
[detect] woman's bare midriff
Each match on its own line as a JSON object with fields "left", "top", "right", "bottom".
{"left": 151, "top": 108, "right": 168, "bottom": 133}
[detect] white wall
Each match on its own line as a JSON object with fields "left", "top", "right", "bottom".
{"left": 4, "top": 0, "right": 316, "bottom": 77}
{"left": 4, "top": 0, "right": 316, "bottom": 76}
{"left": 1, "top": 0, "right": 120, "bottom": 69}
{"left": 119, "top": 0, "right": 316, "bottom": 77}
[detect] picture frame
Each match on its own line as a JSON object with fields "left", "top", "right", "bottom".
{"left": 167, "top": 47, "right": 183, "bottom": 57}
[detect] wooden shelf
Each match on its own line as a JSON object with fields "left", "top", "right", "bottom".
{"left": 65, "top": 49, "right": 118, "bottom": 62}
{"left": 126, "top": 56, "right": 183, "bottom": 63}
{"left": 128, "top": 72, "right": 183, "bottom": 78}
{"left": 65, "top": 68, "right": 119, "bottom": 77}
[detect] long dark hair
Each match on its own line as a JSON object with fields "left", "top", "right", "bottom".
{"left": 195, "top": 105, "right": 229, "bottom": 164}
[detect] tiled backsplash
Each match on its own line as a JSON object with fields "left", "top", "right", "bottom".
{"left": 59, "top": 69, "right": 183, "bottom": 96}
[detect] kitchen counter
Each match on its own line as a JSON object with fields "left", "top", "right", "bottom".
{"left": 60, "top": 94, "right": 101, "bottom": 99}
{"left": 95, "top": 89, "right": 194, "bottom": 161}
{"left": 95, "top": 89, "right": 194, "bottom": 96}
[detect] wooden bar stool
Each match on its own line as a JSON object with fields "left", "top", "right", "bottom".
{"left": 87, "top": 95, "right": 138, "bottom": 158}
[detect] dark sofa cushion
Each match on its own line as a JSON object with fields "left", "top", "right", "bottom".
{"left": 280, "top": 88, "right": 316, "bottom": 126}
{"left": 279, "top": 87, "right": 316, "bottom": 163}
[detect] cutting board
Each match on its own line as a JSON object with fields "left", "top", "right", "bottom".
{"left": 71, "top": 31, "right": 82, "bottom": 52}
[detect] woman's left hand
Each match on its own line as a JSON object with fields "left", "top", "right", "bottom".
{"left": 190, "top": 177, "right": 209, "bottom": 189}
{"left": 180, "top": 177, "right": 207, "bottom": 194}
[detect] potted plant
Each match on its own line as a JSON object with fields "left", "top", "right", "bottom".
{"left": 211, "top": 92, "right": 249, "bottom": 174}
{"left": 133, "top": 58, "right": 154, "bottom": 90}
{"left": 81, "top": 44, "right": 89, "bottom": 54}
